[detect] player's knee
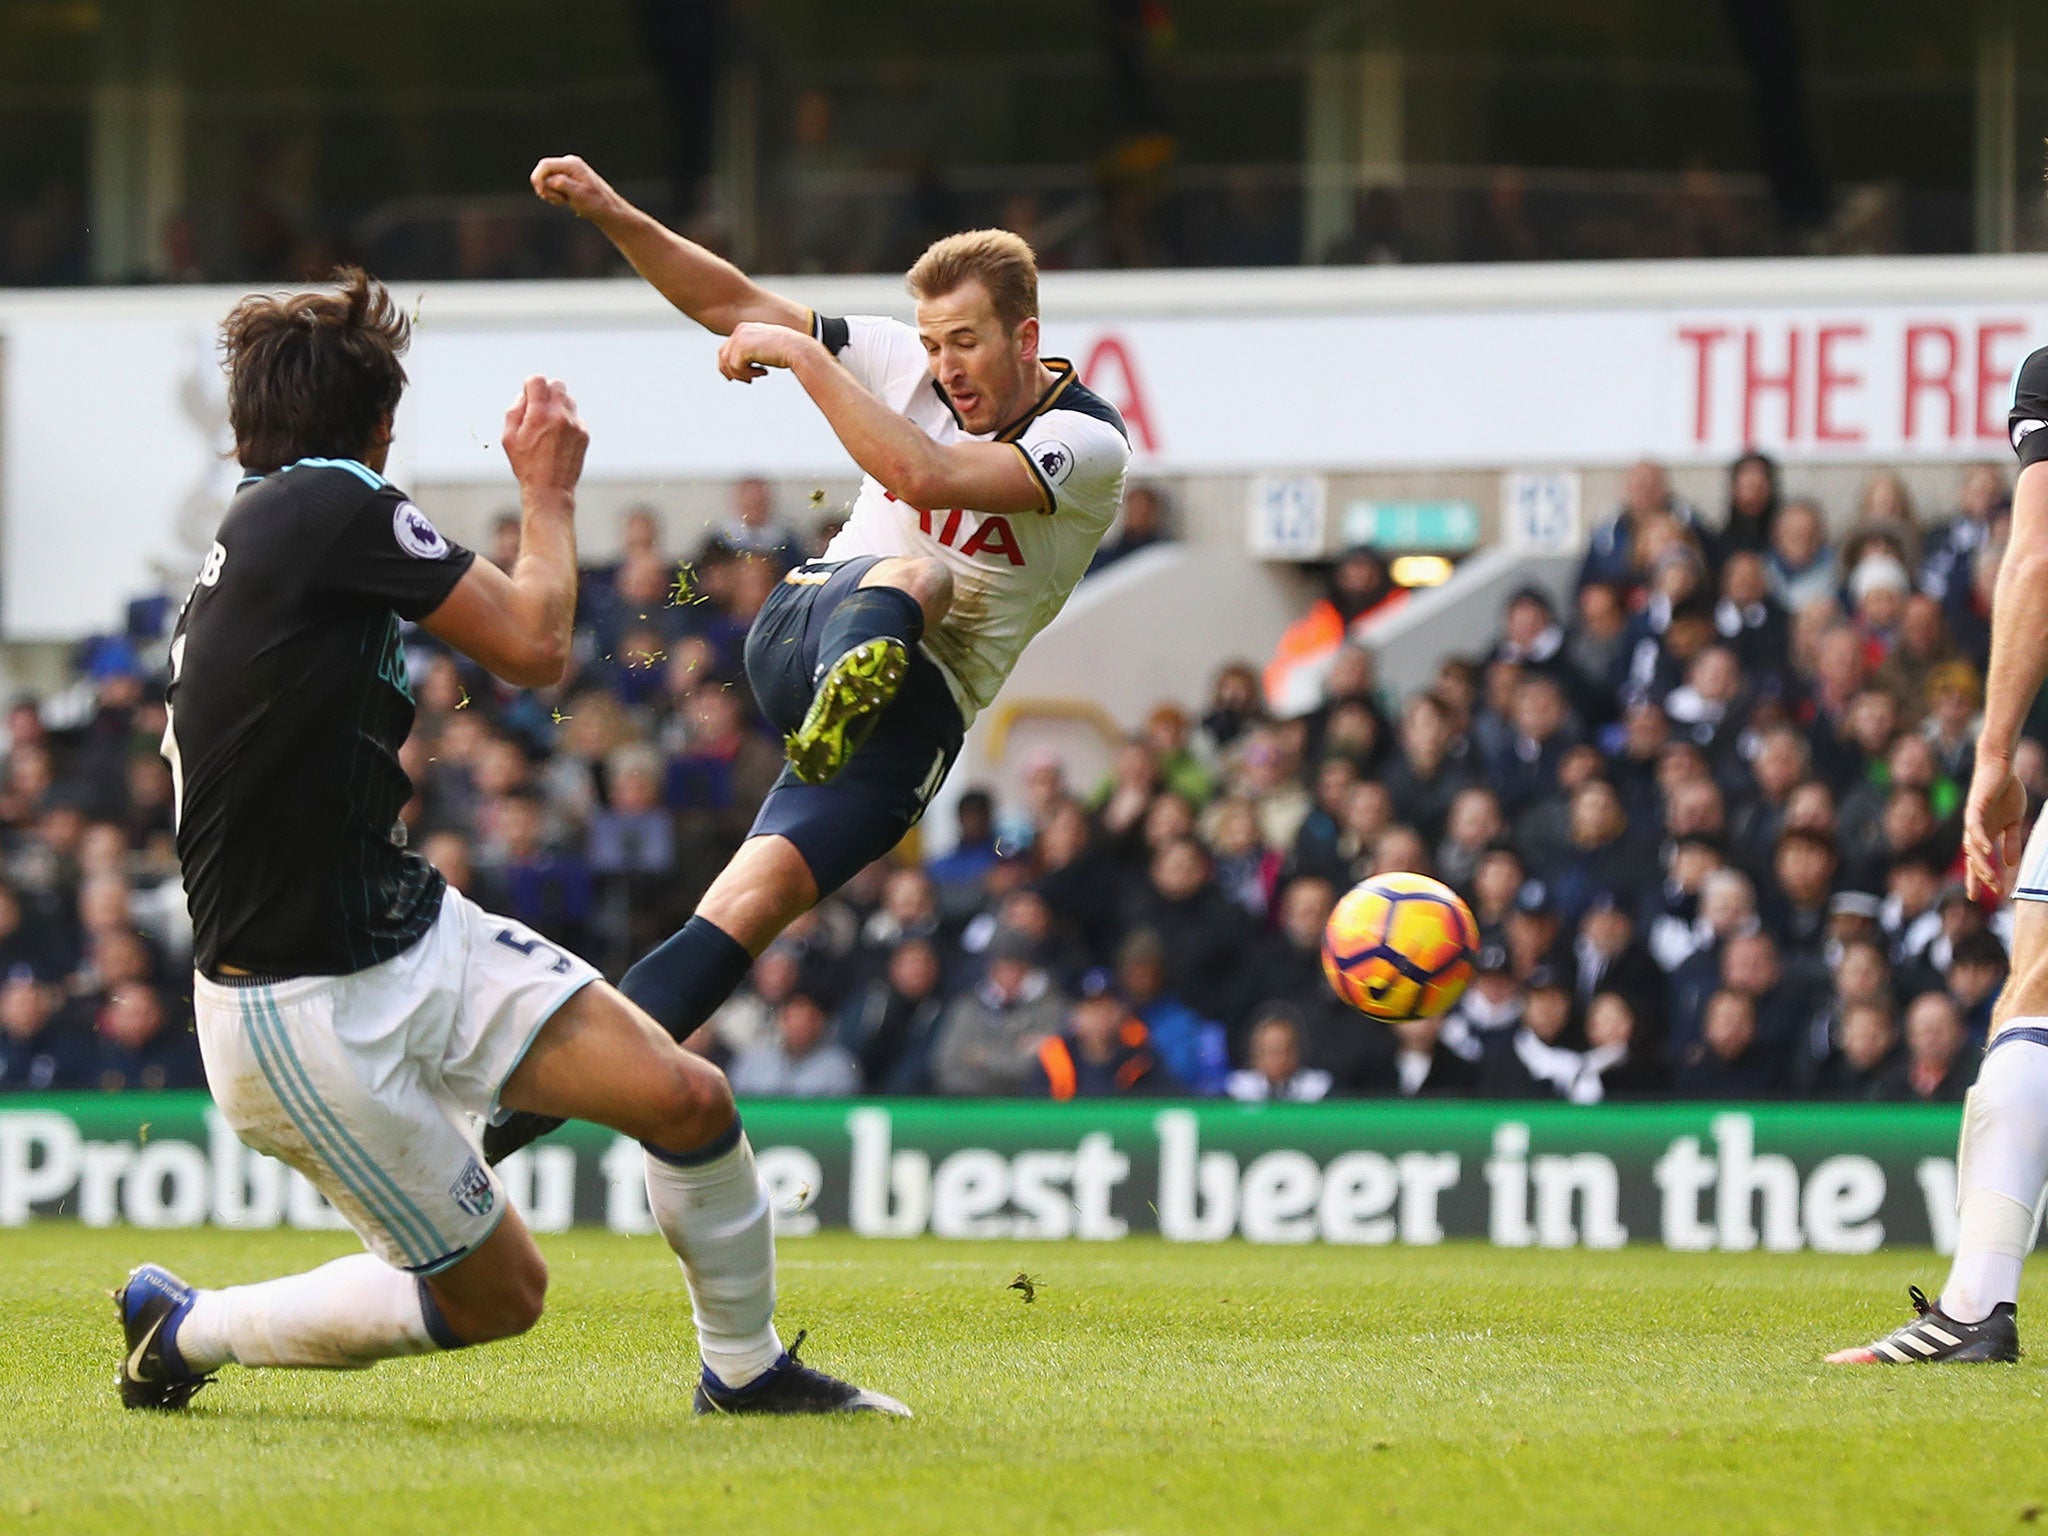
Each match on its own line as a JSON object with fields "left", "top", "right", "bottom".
{"left": 650, "top": 1052, "right": 736, "bottom": 1149}
{"left": 894, "top": 557, "right": 953, "bottom": 628}
{"left": 441, "top": 1253, "right": 548, "bottom": 1344}
{"left": 490, "top": 1259, "right": 548, "bottom": 1341}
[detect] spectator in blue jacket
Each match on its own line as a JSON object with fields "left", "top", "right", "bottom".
{"left": 1114, "top": 929, "right": 1230, "bottom": 1096}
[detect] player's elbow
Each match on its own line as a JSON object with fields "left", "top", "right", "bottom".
{"left": 2001, "top": 544, "right": 2048, "bottom": 598}
{"left": 493, "top": 633, "right": 568, "bottom": 690}
{"left": 891, "top": 456, "right": 951, "bottom": 514}
{"left": 515, "top": 636, "right": 570, "bottom": 689}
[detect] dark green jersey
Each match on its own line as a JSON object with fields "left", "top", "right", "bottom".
{"left": 166, "top": 458, "right": 475, "bottom": 979}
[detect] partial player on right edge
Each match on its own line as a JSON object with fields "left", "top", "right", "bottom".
{"left": 1825, "top": 352, "right": 2048, "bottom": 1366}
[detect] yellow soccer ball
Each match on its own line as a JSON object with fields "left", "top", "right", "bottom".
{"left": 1321, "top": 872, "right": 1480, "bottom": 1024}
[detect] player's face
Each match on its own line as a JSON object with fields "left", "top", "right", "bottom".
{"left": 915, "top": 281, "right": 1038, "bottom": 435}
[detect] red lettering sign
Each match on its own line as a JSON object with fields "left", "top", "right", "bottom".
{"left": 1742, "top": 326, "right": 1801, "bottom": 445}
{"left": 1977, "top": 321, "right": 2026, "bottom": 442}
{"left": 1813, "top": 324, "right": 1865, "bottom": 444}
{"left": 1902, "top": 324, "right": 1960, "bottom": 441}
{"left": 1678, "top": 326, "right": 1728, "bottom": 443}
{"left": 1080, "top": 334, "right": 1160, "bottom": 455}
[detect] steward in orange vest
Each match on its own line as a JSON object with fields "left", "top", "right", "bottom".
{"left": 1027, "top": 990, "right": 1180, "bottom": 1099}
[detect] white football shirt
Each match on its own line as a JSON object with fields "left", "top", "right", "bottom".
{"left": 810, "top": 313, "right": 1132, "bottom": 724}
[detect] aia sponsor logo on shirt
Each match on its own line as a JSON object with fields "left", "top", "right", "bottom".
{"left": 882, "top": 492, "right": 1026, "bottom": 566}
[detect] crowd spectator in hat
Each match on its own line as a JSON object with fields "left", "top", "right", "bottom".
{"left": 1504, "top": 879, "right": 1571, "bottom": 983}
{"left": 931, "top": 928, "right": 1069, "bottom": 1096}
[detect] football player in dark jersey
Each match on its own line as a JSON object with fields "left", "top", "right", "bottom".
{"left": 115, "top": 269, "right": 905, "bottom": 1418}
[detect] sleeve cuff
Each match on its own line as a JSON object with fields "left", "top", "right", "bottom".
{"left": 810, "top": 312, "right": 850, "bottom": 356}
{"left": 2017, "top": 422, "right": 2048, "bottom": 469}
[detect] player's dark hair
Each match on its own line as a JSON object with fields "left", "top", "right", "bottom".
{"left": 220, "top": 266, "right": 409, "bottom": 474}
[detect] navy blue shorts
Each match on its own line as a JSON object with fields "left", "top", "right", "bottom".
{"left": 742, "top": 557, "right": 965, "bottom": 896}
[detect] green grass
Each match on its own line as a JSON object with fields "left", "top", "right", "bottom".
{"left": 6, "top": 1227, "right": 2048, "bottom": 1536}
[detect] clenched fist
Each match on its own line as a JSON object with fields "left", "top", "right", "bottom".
{"left": 530, "top": 156, "right": 623, "bottom": 226}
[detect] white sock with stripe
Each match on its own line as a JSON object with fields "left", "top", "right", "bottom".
{"left": 643, "top": 1123, "right": 783, "bottom": 1389}
{"left": 173, "top": 1254, "right": 460, "bottom": 1372}
{"left": 1939, "top": 1031, "right": 2048, "bottom": 1324}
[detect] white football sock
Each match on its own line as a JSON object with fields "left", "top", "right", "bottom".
{"left": 644, "top": 1127, "right": 782, "bottom": 1388}
{"left": 1939, "top": 1031, "right": 2048, "bottom": 1324}
{"left": 174, "top": 1253, "right": 457, "bottom": 1372}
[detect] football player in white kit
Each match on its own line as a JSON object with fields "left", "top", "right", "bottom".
{"left": 485, "top": 154, "right": 1131, "bottom": 1163}
{"left": 1827, "top": 349, "right": 2048, "bottom": 1365}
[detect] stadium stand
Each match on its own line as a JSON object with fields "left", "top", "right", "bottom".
{"left": 0, "top": 455, "right": 2018, "bottom": 1105}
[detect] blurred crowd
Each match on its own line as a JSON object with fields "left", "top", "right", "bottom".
{"left": 0, "top": 455, "right": 2023, "bottom": 1110}
{"left": 2, "top": 161, "right": 1944, "bottom": 291}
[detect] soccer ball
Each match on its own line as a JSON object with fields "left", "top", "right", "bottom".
{"left": 1321, "top": 872, "right": 1480, "bottom": 1023}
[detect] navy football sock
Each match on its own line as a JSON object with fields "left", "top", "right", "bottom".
{"left": 814, "top": 585, "right": 924, "bottom": 681}
{"left": 621, "top": 915, "right": 756, "bottom": 1045}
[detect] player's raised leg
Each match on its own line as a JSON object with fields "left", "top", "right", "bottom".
{"left": 484, "top": 553, "right": 959, "bottom": 1164}
{"left": 784, "top": 556, "right": 952, "bottom": 785}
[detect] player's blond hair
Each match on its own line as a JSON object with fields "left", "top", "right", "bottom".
{"left": 906, "top": 229, "right": 1039, "bottom": 329}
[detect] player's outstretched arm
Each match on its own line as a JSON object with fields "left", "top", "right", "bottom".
{"left": 717, "top": 323, "right": 1048, "bottom": 516}
{"left": 421, "top": 376, "right": 587, "bottom": 688}
{"left": 530, "top": 155, "right": 807, "bottom": 337}
{"left": 1966, "top": 458, "right": 2048, "bottom": 897}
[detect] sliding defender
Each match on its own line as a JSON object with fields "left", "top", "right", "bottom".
{"left": 117, "top": 269, "right": 903, "bottom": 1417}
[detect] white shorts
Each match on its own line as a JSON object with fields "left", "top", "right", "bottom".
{"left": 194, "top": 888, "right": 599, "bottom": 1274}
{"left": 2019, "top": 813, "right": 2048, "bottom": 904}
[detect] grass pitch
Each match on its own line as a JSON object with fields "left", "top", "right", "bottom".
{"left": 6, "top": 1226, "right": 2048, "bottom": 1536}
